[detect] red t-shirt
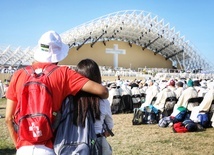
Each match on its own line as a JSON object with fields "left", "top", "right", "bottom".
{"left": 6, "top": 63, "right": 89, "bottom": 149}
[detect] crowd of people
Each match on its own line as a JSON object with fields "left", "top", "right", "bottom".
{"left": 0, "top": 66, "right": 16, "bottom": 74}
{"left": 104, "top": 75, "right": 214, "bottom": 128}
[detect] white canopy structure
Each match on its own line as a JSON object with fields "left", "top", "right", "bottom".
{"left": 0, "top": 10, "right": 213, "bottom": 73}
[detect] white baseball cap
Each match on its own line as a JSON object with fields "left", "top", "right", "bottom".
{"left": 34, "top": 30, "right": 69, "bottom": 63}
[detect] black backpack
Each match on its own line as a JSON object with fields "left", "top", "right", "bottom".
{"left": 132, "top": 108, "right": 147, "bottom": 125}
{"left": 182, "top": 119, "right": 198, "bottom": 132}
{"left": 132, "top": 108, "right": 160, "bottom": 125}
{"left": 197, "top": 113, "right": 210, "bottom": 128}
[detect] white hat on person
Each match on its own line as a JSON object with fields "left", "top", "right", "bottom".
{"left": 34, "top": 30, "right": 69, "bottom": 63}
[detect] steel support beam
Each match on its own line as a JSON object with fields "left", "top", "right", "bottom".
{"left": 77, "top": 37, "right": 91, "bottom": 50}
{"left": 68, "top": 42, "right": 76, "bottom": 49}
{"left": 154, "top": 41, "right": 174, "bottom": 55}
{"left": 142, "top": 36, "right": 160, "bottom": 50}
{"left": 91, "top": 32, "right": 105, "bottom": 48}
{"left": 165, "top": 49, "right": 184, "bottom": 60}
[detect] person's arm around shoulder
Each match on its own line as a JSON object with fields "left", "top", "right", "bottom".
{"left": 81, "top": 80, "right": 109, "bottom": 99}
{"left": 5, "top": 99, "right": 18, "bottom": 146}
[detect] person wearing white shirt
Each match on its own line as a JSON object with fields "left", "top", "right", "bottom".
{"left": 131, "top": 83, "right": 141, "bottom": 108}
{"left": 140, "top": 80, "right": 159, "bottom": 108}
{"left": 171, "top": 79, "right": 198, "bottom": 115}
{"left": 190, "top": 82, "right": 214, "bottom": 122}
{"left": 198, "top": 81, "right": 208, "bottom": 97}
{"left": 174, "top": 81, "right": 184, "bottom": 99}
{"left": 153, "top": 87, "right": 176, "bottom": 112}
{"left": 94, "top": 99, "right": 114, "bottom": 155}
{"left": 167, "top": 79, "right": 176, "bottom": 92}
{"left": 107, "top": 83, "right": 121, "bottom": 106}
{"left": 142, "top": 83, "right": 148, "bottom": 93}
{"left": 120, "top": 83, "right": 131, "bottom": 96}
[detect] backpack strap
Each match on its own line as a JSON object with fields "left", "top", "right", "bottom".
{"left": 23, "top": 64, "right": 59, "bottom": 76}
{"left": 43, "top": 64, "right": 59, "bottom": 77}
{"left": 23, "top": 66, "right": 34, "bottom": 75}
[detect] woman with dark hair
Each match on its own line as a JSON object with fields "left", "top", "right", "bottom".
{"left": 74, "top": 58, "right": 114, "bottom": 155}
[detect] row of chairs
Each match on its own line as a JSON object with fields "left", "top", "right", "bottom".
{"left": 110, "top": 93, "right": 146, "bottom": 114}
{"left": 154, "top": 96, "right": 212, "bottom": 125}
{"left": 111, "top": 92, "right": 214, "bottom": 122}
{"left": 162, "top": 96, "right": 214, "bottom": 123}
{"left": 165, "top": 96, "right": 214, "bottom": 128}
{"left": 161, "top": 96, "right": 204, "bottom": 117}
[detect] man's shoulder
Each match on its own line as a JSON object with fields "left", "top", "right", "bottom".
{"left": 12, "top": 67, "right": 25, "bottom": 77}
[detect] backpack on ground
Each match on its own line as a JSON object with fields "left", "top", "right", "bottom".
{"left": 171, "top": 106, "right": 187, "bottom": 123}
{"left": 132, "top": 108, "right": 146, "bottom": 125}
{"left": 144, "top": 106, "right": 160, "bottom": 124}
{"left": 182, "top": 119, "right": 198, "bottom": 132}
{"left": 197, "top": 113, "right": 210, "bottom": 128}
{"left": 158, "top": 116, "right": 172, "bottom": 128}
{"left": 145, "top": 110, "right": 160, "bottom": 124}
{"left": 172, "top": 122, "right": 188, "bottom": 133}
{"left": 132, "top": 107, "right": 160, "bottom": 125}
{"left": 54, "top": 96, "right": 101, "bottom": 155}
{"left": 13, "top": 65, "right": 59, "bottom": 143}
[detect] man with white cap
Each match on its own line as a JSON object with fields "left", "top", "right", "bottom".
{"left": 5, "top": 30, "right": 109, "bottom": 155}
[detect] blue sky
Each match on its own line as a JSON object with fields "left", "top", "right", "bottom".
{"left": 0, "top": 0, "right": 214, "bottom": 63}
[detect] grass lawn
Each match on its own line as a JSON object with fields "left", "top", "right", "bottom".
{"left": 1, "top": 98, "right": 214, "bottom": 155}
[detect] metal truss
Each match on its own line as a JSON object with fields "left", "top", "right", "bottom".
{"left": 0, "top": 10, "right": 213, "bottom": 73}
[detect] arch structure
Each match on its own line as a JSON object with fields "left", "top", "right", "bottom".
{"left": 0, "top": 10, "right": 213, "bottom": 73}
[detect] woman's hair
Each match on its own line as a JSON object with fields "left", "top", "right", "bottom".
{"left": 73, "top": 59, "right": 101, "bottom": 126}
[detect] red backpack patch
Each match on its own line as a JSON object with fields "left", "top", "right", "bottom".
{"left": 14, "top": 65, "right": 59, "bottom": 143}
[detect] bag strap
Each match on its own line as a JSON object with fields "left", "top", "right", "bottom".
{"left": 23, "top": 64, "right": 59, "bottom": 77}
{"left": 23, "top": 66, "right": 34, "bottom": 75}
{"left": 43, "top": 64, "right": 59, "bottom": 77}
{"left": 53, "top": 96, "right": 73, "bottom": 131}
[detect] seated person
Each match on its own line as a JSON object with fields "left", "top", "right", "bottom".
{"left": 198, "top": 80, "right": 208, "bottom": 97}
{"left": 131, "top": 83, "right": 141, "bottom": 104}
{"left": 190, "top": 82, "right": 214, "bottom": 122}
{"left": 167, "top": 79, "right": 176, "bottom": 92}
{"left": 141, "top": 83, "right": 148, "bottom": 93}
{"left": 193, "top": 80, "right": 201, "bottom": 93}
{"left": 107, "top": 83, "right": 121, "bottom": 106}
{"left": 120, "top": 83, "right": 131, "bottom": 96}
{"left": 174, "top": 81, "right": 184, "bottom": 99}
{"left": 140, "top": 80, "right": 159, "bottom": 109}
{"left": 153, "top": 87, "right": 176, "bottom": 112}
{"left": 171, "top": 79, "right": 198, "bottom": 116}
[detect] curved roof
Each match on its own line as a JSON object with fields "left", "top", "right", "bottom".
{"left": 0, "top": 10, "right": 213, "bottom": 72}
